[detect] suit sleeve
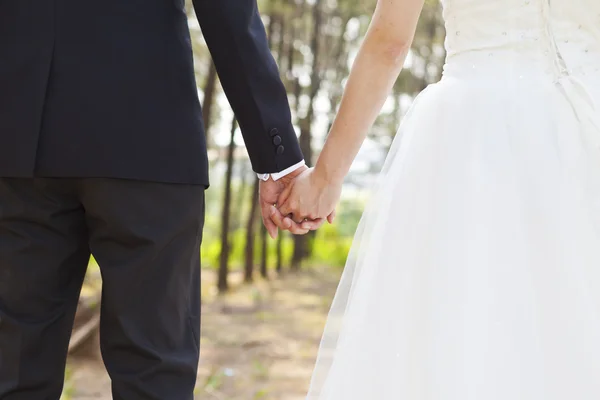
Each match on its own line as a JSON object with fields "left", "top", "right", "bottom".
{"left": 192, "top": 0, "right": 304, "bottom": 174}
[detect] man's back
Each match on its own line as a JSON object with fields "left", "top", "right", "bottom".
{"left": 0, "top": 0, "right": 208, "bottom": 184}
{"left": 0, "top": 0, "right": 303, "bottom": 185}
{"left": 0, "top": 2, "right": 304, "bottom": 399}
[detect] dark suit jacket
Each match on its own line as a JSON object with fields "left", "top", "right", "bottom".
{"left": 0, "top": 0, "right": 303, "bottom": 186}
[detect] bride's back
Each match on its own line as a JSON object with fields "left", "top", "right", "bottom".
{"left": 441, "top": 0, "right": 600, "bottom": 81}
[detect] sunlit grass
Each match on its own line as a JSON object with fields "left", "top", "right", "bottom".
{"left": 60, "top": 367, "right": 75, "bottom": 400}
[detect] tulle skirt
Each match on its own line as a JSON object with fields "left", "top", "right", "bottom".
{"left": 306, "top": 62, "right": 600, "bottom": 399}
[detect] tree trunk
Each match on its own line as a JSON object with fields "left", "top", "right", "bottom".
{"left": 244, "top": 180, "right": 260, "bottom": 283}
{"left": 277, "top": 15, "right": 286, "bottom": 71}
{"left": 217, "top": 116, "right": 238, "bottom": 293}
{"left": 276, "top": 232, "right": 283, "bottom": 274}
{"left": 291, "top": 234, "right": 308, "bottom": 271}
{"left": 291, "top": 78, "right": 307, "bottom": 271}
{"left": 233, "top": 165, "right": 250, "bottom": 231}
{"left": 260, "top": 224, "right": 268, "bottom": 278}
{"left": 272, "top": 2, "right": 291, "bottom": 276}
{"left": 292, "top": 0, "right": 323, "bottom": 270}
{"left": 202, "top": 61, "right": 218, "bottom": 145}
{"left": 326, "top": 16, "right": 352, "bottom": 132}
{"left": 267, "top": 8, "right": 275, "bottom": 48}
{"left": 285, "top": 1, "right": 302, "bottom": 92}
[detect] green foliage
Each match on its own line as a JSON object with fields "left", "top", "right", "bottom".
{"left": 200, "top": 194, "right": 363, "bottom": 270}
{"left": 202, "top": 368, "right": 225, "bottom": 392}
{"left": 334, "top": 198, "right": 366, "bottom": 237}
{"left": 309, "top": 223, "right": 354, "bottom": 268}
{"left": 60, "top": 367, "right": 75, "bottom": 400}
{"left": 201, "top": 228, "right": 296, "bottom": 269}
{"left": 252, "top": 360, "right": 269, "bottom": 379}
{"left": 254, "top": 388, "right": 270, "bottom": 399}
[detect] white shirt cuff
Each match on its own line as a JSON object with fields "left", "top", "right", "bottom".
{"left": 257, "top": 160, "right": 306, "bottom": 181}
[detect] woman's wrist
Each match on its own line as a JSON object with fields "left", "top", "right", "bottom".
{"left": 314, "top": 158, "right": 346, "bottom": 187}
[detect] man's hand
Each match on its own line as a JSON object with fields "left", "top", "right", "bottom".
{"left": 259, "top": 166, "right": 323, "bottom": 239}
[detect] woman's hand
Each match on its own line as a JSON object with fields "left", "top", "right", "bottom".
{"left": 259, "top": 166, "right": 314, "bottom": 239}
{"left": 274, "top": 167, "right": 341, "bottom": 230}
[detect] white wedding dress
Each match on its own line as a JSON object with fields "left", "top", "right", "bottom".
{"left": 306, "top": 0, "right": 600, "bottom": 399}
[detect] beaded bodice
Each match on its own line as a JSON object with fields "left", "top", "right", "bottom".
{"left": 441, "top": 0, "right": 600, "bottom": 81}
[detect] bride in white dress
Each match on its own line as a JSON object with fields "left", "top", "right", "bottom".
{"left": 273, "top": 0, "right": 600, "bottom": 398}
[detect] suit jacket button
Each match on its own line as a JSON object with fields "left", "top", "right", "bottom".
{"left": 269, "top": 128, "right": 279, "bottom": 137}
{"left": 272, "top": 135, "right": 282, "bottom": 146}
{"left": 276, "top": 145, "right": 285, "bottom": 155}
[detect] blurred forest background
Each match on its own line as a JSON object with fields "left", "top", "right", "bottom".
{"left": 64, "top": 0, "right": 446, "bottom": 399}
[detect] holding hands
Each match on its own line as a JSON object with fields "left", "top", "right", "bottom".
{"left": 259, "top": 166, "right": 340, "bottom": 238}
{"left": 274, "top": 168, "right": 339, "bottom": 232}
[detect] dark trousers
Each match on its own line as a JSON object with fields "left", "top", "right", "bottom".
{"left": 0, "top": 178, "right": 205, "bottom": 400}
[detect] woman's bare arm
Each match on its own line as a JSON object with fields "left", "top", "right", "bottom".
{"left": 315, "top": 0, "right": 425, "bottom": 184}
{"left": 276, "top": 0, "right": 425, "bottom": 223}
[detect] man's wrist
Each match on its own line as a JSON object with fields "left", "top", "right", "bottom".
{"left": 257, "top": 160, "right": 306, "bottom": 181}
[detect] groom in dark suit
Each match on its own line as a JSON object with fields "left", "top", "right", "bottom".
{"left": 0, "top": 0, "right": 310, "bottom": 398}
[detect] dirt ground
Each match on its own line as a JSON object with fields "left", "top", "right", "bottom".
{"left": 64, "top": 268, "right": 340, "bottom": 400}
